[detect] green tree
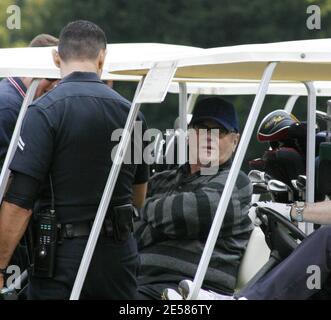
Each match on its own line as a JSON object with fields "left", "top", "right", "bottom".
{"left": 2, "top": 0, "right": 331, "bottom": 170}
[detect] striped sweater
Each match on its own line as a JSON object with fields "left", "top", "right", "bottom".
{"left": 134, "top": 161, "right": 253, "bottom": 295}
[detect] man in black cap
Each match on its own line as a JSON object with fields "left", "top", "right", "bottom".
{"left": 135, "top": 96, "right": 253, "bottom": 299}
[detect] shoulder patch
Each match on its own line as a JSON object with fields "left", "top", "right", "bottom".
{"left": 18, "top": 136, "right": 25, "bottom": 151}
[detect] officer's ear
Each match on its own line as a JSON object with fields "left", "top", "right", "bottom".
{"left": 52, "top": 49, "right": 61, "bottom": 69}
{"left": 97, "top": 49, "right": 107, "bottom": 71}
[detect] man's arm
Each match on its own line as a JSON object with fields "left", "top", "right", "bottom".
{"left": 133, "top": 182, "right": 147, "bottom": 208}
{"left": 0, "top": 108, "right": 17, "bottom": 166}
{"left": 0, "top": 171, "right": 40, "bottom": 289}
{"left": 0, "top": 202, "right": 32, "bottom": 288}
{"left": 141, "top": 187, "right": 223, "bottom": 239}
{"left": 291, "top": 200, "right": 331, "bottom": 224}
{"left": 140, "top": 174, "right": 252, "bottom": 240}
{"left": 132, "top": 113, "right": 149, "bottom": 209}
{"left": 0, "top": 106, "right": 52, "bottom": 289}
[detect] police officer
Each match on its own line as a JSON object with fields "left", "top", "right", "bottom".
{"left": 0, "top": 34, "right": 58, "bottom": 290}
{"left": 0, "top": 34, "right": 59, "bottom": 170}
{"left": 0, "top": 20, "right": 148, "bottom": 299}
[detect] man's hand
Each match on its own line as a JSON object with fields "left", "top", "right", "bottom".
{"left": 253, "top": 201, "right": 292, "bottom": 221}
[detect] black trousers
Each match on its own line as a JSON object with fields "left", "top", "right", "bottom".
{"left": 27, "top": 234, "right": 138, "bottom": 300}
{"left": 239, "top": 226, "right": 331, "bottom": 300}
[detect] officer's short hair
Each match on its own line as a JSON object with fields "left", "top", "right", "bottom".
{"left": 58, "top": 20, "right": 107, "bottom": 62}
{"left": 29, "top": 34, "right": 59, "bottom": 47}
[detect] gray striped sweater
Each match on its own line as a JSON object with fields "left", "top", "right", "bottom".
{"left": 135, "top": 161, "right": 253, "bottom": 296}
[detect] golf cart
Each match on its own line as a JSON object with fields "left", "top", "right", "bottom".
{"left": 165, "top": 80, "right": 331, "bottom": 290}
{"left": 106, "top": 38, "right": 331, "bottom": 299}
{"left": 2, "top": 39, "right": 331, "bottom": 300}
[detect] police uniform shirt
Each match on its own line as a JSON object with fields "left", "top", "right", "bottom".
{"left": 0, "top": 77, "right": 27, "bottom": 168}
{"left": 9, "top": 72, "right": 149, "bottom": 223}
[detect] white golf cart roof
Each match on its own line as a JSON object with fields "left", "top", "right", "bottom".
{"left": 0, "top": 43, "right": 203, "bottom": 80}
{"left": 109, "top": 39, "right": 331, "bottom": 81}
{"left": 168, "top": 81, "right": 331, "bottom": 96}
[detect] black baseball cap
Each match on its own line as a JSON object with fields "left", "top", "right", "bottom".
{"left": 190, "top": 97, "right": 239, "bottom": 132}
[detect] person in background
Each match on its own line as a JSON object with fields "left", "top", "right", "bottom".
{"left": 135, "top": 97, "right": 254, "bottom": 299}
{"left": 0, "top": 33, "right": 59, "bottom": 170}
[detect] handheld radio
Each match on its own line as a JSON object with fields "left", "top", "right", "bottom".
{"left": 32, "top": 175, "right": 58, "bottom": 278}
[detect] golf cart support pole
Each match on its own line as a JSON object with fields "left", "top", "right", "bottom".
{"left": 303, "top": 81, "right": 316, "bottom": 235}
{"left": 187, "top": 62, "right": 278, "bottom": 300}
{"left": 187, "top": 93, "right": 199, "bottom": 114}
{"left": 70, "top": 59, "right": 178, "bottom": 299}
{"left": 178, "top": 83, "right": 188, "bottom": 164}
{"left": 70, "top": 78, "right": 145, "bottom": 300}
{"left": 284, "top": 95, "right": 299, "bottom": 113}
{"left": 0, "top": 79, "right": 40, "bottom": 203}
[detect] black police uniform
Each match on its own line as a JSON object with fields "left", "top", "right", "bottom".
{"left": 9, "top": 72, "right": 149, "bottom": 299}
{"left": 0, "top": 77, "right": 27, "bottom": 169}
{"left": 0, "top": 77, "right": 29, "bottom": 283}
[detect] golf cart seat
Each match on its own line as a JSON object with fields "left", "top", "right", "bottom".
{"left": 235, "top": 226, "right": 270, "bottom": 290}
{"left": 233, "top": 206, "right": 308, "bottom": 294}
